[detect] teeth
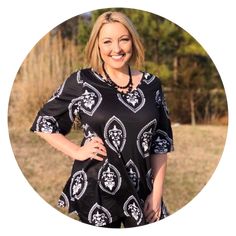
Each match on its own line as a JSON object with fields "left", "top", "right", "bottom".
{"left": 111, "top": 55, "right": 124, "bottom": 59}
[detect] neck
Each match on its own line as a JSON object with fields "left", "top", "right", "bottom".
{"left": 103, "top": 64, "right": 130, "bottom": 79}
{"left": 102, "top": 63, "right": 133, "bottom": 94}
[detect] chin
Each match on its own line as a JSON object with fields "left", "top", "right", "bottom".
{"left": 108, "top": 60, "right": 130, "bottom": 70}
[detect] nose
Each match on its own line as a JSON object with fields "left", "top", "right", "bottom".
{"left": 112, "top": 41, "right": 122, "bottom": 53}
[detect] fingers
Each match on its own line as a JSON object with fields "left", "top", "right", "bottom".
{"left": 87, "top": 137, "right": 107, "bottom": 161}
{"left": 88, "top": 150, "right": 105, "bottom": 162}
{"left": 90, "top": 154, "right": 104, "bottom": 161}
{"left": 145, "top": 209, "right": 161, "bottom": 223}
{"left": 144, "top": 202, "right": 161, "bottom": 223}
{"left": 91, "top": 142, "right": 107, "bottom": 153}
{"left": 92, "top": 147, "right": 106, "bottom": 157}
{"left": 91, "top": 137, "right": 104, "bottom": 145}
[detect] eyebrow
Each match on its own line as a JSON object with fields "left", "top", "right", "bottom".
{"left": 101, "top": 35, "right": 130, "bottom": 40}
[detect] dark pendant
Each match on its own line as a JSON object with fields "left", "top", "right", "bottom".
{"left": 102, "top": 63, "right": 133, "bottom": 94}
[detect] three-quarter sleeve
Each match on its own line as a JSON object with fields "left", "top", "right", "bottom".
{"left": 150, "top": 79, "right": 174, "bottom": 154}
{"left": 30, "top": 71, "right": 82, "bottom": 135}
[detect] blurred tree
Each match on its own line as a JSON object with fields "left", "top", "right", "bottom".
{"left": 77, "top": 13, "right": 92, "bottom": 46}
{"left": 52, "top": 15, "right": 80, "bottom": 43}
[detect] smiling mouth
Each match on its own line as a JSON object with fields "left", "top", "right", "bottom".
{"left": 111, "top": 54, "right": 125, "bottom": 60}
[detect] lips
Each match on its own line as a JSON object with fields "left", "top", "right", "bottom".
{"left": 111, "top": 54, "right": 125, "bottom": 60}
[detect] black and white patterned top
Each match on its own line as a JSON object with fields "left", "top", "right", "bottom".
{"left": 30, "top": 68, "right": 174, "bottom": 227}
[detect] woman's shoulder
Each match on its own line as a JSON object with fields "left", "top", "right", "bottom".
{"left": 65, "top": 67, "right": 92, "bottom": 84}
{"left": 142, "top": 70, "right": 161, "bottom": 86}
{"left": 60, "top": 69, "right": 85, "bottom": 93}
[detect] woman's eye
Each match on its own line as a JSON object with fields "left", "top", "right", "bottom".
{"left": 103, "top": 40, "right": 111, "bottom": 44}
{"left": 121, "top": 38, "right": 130, "bottom": 42}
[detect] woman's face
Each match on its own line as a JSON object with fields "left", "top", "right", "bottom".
{"left": 98, "top": 22, "right": 133, "bottom": 71}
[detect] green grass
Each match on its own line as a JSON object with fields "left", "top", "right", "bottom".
{"left": 9, "top": 124, "right": 227, "bottom": 219}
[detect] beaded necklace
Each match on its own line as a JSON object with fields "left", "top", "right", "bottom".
{"left": 102, "top": 63, "right": 133, "bottom": 94}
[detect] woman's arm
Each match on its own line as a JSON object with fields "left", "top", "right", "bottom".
{"left": 144, "top": 153, "right": 167, "bottom": 223}
{"left": 151, "top": 153, "right": 167, "bottom": 200}
{"left": 35, "top": 132, "right": 107, "bottom": 161}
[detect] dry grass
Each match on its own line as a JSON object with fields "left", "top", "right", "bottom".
{"left": 8, "top": 32, "right": 83, "bottom": 127}
{"left": 163, "top": 125, "right": 227, "bottom": 212}
{"left": 9, "top": 124, "right": 227, "bottom": 219}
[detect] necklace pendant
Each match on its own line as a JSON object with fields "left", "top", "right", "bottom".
{"left": 102, "top": 63, "right": 133, "bottom": 94}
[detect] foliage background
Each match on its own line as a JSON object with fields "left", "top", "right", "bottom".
{"left": 9, "top": 8, "right": 228, "bottom": 128}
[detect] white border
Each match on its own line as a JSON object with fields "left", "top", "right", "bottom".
{"left": 1, "top": 0, "right": 236, "bottom": 236}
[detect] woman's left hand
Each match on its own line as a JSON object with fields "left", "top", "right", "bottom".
{"left": 143, "top": 192, "right": 162, "bottom": 223}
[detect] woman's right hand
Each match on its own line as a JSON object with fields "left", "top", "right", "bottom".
{"left": 73, "top": 137, "right": 107, "bottom": 161}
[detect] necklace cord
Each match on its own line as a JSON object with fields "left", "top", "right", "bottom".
{"left": 102, "top": 63, "right": 133, "bottom": 93}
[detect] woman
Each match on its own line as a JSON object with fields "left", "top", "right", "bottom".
{"left": 30, "top": 11, "right": 174, "bottom": 228}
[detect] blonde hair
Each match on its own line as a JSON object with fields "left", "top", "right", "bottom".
{"left": 84, "top": 11, "right": 145, "bottom": 73}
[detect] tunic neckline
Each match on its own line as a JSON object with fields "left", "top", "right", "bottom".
{"left": 90, "top": 68, "right": 145, "bottom": 94}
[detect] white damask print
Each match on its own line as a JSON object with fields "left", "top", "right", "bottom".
{"left": 82, "top": 123, "right": 98, "bottom": 145}
{"left": 79, "top": 82, "right": 102, "bottom": 116}
{"left": 88, "top": 203, "right": 112, "bottom": 226}
{"left": 125, "top": 159, "right": 140, "bottom": 191}
{"left": 76, "top": 70, "right": 83, "bottom": 84}
{"left": 162, "top": 96, "right": 170, "bottom": 119}
{"left": 152, "top": 129, "right": 173, "bottom": 154}
{"left": 57, "top": 192, "right": 70, "bottom": 208}
{"left": 83, "top": 90, "right": 96, "bottom": 109}
{"left": 154, "top": 137, "right": 168, "bottom": 153}
{"left": 104, "top": 116, "right": 126, "bottom": 153}
{"left": 36, "top": 116, "right": 59, "bottom": 133}
{"left": 123, "top": 195, "right": 143, "bottom": 225}
{"left": 155, "top": 89, "right": 170, "bottom": 119}
{"left": 98, "top": 159, "right": 122, "bottom": 195}
{"left": 146, "top": 169, "right": 153, "bottom": 191}
{"left": 137, "top": 119, "right": 157, "bottom": 157}
{"left": 143, "top": 72, "right": 156, "bottom": 84}
{"left": 69, "top": 170, "right": 88, "bottom": 201}
{"left": 91, "top": 69, "right": 107, "bottom": 83}
{"left": 155, "top": 90, "right": 162, "bottom": 106}
{"left": 47, "top": 81, "right": 66, "bottom": 103}
{"left": 68, "top": 97, "right": 81, "bottom": 121}
{"left": 117, "top": 88, "right": 145, "bottom": 113}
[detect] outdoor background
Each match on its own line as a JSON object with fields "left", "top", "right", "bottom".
{"left": 8, "top": 8, "right": 227, "bottom": 220}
